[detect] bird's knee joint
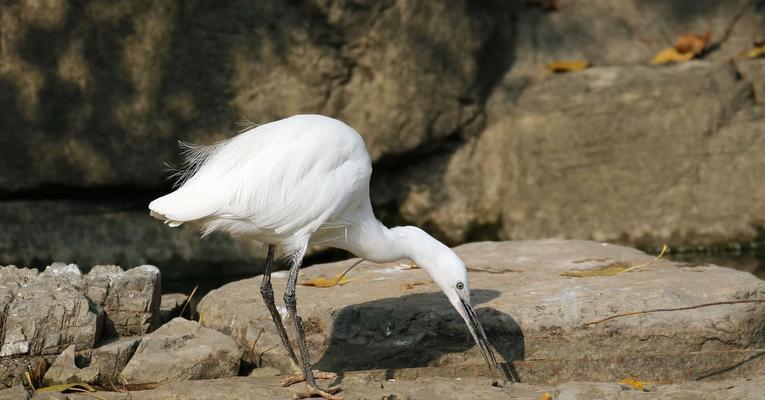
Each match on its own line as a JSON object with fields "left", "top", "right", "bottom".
{"left": 283, "top": 292, "right": 296, "bottom": 311}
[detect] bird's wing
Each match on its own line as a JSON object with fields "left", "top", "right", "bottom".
{"left": 152, "top": 116, "right": 372, "bottom": 255}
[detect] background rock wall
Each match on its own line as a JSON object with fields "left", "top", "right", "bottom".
{"left": 1, "top": 0, "right": 764, "bottom": 278}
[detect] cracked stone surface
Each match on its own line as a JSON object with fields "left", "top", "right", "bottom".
{"left": 2, "top": 0, "right": 765, "bottom": 277}
{"left": 0, "top": 264, "right": 101, "bottom": 357}
{"left": 6, "top": 375, "right": 765, "bottom": 400}
{"left": 85, "top": 265, "right": 162, "bottom": 337}
{"left": 119, "top": 318, "right": 242, "bottom": 384}
{"left": 197, "top": 240, "right": 765, "bottom": 383}
{"left": 383, "top": 60, "right": 765, "bottom": 247}
{"left": 0, "top": 263, "right": 161, "bottom": 387}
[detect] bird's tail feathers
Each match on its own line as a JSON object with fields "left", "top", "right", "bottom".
{"left": 148, "top": 189, "right": 219, "bottom": 227}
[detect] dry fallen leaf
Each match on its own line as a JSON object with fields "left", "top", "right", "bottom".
{"left": 560, "top": 264, "right": 629, "bottom": 278}
{"left": 299, "top": 274, "right": 351, "bottom": 288}
{"left": 400, "top": 281, "right": 426, "bottom": 290}
{"left": 651, "top": 48, "right": 695, "bottom": 64}
{"left": 651, "top": 31, "right": 710, "bottom": 64}
{"left": 742, "top": 45, "right": 765, "bottom": 59}
{"left": 36, "top": 382, "right": 97, "bottom": 394}
{"left": 539, "top": 393, "right": 553, "bottom": 400}
{"left": 619, "top": 377, "right": 647, "bottom": 391}
{"left": 545, "top": 60, "right": 590, "bottom": 73}
{"left": 675, "top": 31, "right": 710, "bottom": 55}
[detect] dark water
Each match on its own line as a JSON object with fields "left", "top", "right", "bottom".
{"left": 668, "top": 252, "right": 765, "bottom": 280}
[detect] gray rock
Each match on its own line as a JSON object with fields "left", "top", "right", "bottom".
{"left": 197, "top": 240, "right": 765, "bottom": 383}
{"left": 119, "top": 318, "right": 241, "bottom": 384}
{"left": 0, "top": 200, "right": 263, "bottom": 282}
{"left": 381, "top": 61, "right": 765, "bottom": 247}
{"left": 158, "top": 293, "right": 190, "bottom": 325}
{"left": 85, "top": 265, "right": 161, "bottom": 337}
{"left": 42, "top": 345, "right": 99, "bottom": 385}
{"left": 0, "top": 264, "right": 101, "bottom": 357}
{"left": 735, "top": 58, "right": 765, "bottom": 104}
{"left": 0, "top": 262, "right": 161, "bottom": 387}
{"left": 0, "top": 0, "right": 499, "bottom": 194}
{"left": 41, "top": 337, "right": 142, "bottom": 386}
{"left": 0, "top": 385, "right": 28, "bottom": 400}
{"left": 27, "top": 375, "right": 765, "bottom": 400}
{"left": 508, "top": 0, "right": 764, "bottom": 73}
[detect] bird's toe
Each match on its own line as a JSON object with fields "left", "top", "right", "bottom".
{"left": 282, "top": 370, "right": 338, "bottom": 387}
{"left": 293, "top": 384, "right": 342, "bottom": 400}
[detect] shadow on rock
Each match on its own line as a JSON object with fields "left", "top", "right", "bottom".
{"left": 314, "top": 289, "right": 523, "bottom": 375}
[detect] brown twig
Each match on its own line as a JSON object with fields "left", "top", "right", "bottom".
{"left": 332, "top": 259, "right": 365, "bottom": 287}
{"left": 622, "top": 244, "right": 668, "bottom": 273}
{"left": 585, "top": 299, "right": 765, "bottom": 326}
{"left": 179, "top": 284, "right": 198, "bottom": 318}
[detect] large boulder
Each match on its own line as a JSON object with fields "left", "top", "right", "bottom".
{"left": 378, "top": 61, "right": 765, "bottom": 246}
{"left": 119, "top": 318, "right": 242, "bottom": 384}
{"left": 0, "top": 0, "right": 505, "bottom": 193}
{"left": 197, "top": 240, "right": 765, "bottom": 383}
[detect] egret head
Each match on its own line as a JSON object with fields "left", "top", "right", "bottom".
{"left": 393, "top": 226, "right": 500, "bottom": 377}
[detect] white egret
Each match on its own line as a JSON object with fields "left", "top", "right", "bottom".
{"left": 149, "top": 114, "right": 503, "bottom": 399}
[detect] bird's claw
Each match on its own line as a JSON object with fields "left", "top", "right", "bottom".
{"left": 282, "top": 370, "right": 338, "bottom": 387}
{"left": 293, "top": 384, "right": 342, "bottom": 400}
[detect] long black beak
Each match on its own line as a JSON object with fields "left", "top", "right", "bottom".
{"left": 460, "top": 298, "right": 500, "bottom": 374}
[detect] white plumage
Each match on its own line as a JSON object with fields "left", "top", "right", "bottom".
{"left": 150, "top": 114, "right": 374, "bottom": 261}
{"left": 149, "top": 114, "right": 504, "bottom": 397}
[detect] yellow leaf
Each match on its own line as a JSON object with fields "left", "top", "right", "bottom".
{"left": 619, "top": 377, "right": 647, "bottom": 391}
{"left": 743, "top": 46, "right": 765, "bottom": 59}
{"left": 400, "top": 281, "right": 426, "bottom": 290}
{"left": 651, "top": 47, "right": 695, "bottom": 64}
{"left": 36, "top": 382, "right": 96, "bottom": 394}
{"left": 299, "top": 274, "right": 352, "bottom": 288}
{"left": 560, "top": 264, "right": 628, "bottom": 278}
{"left": 539, "top": 393, "right": 553, "bottom": 400}
{"left": 545, "top": 60, "right": 590, "bottom": 73}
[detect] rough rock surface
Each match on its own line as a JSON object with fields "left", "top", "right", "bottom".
{"left": 2, "top": 1, "right": 765, "bottom": 276}
{"left": 158, "top": 293, "right": 189, "bottom": 324}
{"left": 119, "top": 318, "right": 241, "bottom": 384}
{"left": 41, "top": 345, "right": 99, "bottom": 385}
{"left": 4, "top": 375, "right": 765, "bottom": 400}
{"left": 382, "top": 61, "right": 765, "bottom": 247}
{"left": 0, "top": 263, "right": 160, "bottom": 387}
{"left": 0, "top": 264, "right": 101, "bottom": 357}
{"left": 85, "top": 265, "right": 161, "bottom": 336}
{"left": 0, "top": 0, "right": 499, "bottom": 192}
{"left": 197, "top": 240, "right": 765, "bottom": 383}
{"left": 0, "top": 200, "right": 262, "bottom": 281}
{"left": 42, "top": 337, "right": 141, "bottom": 386}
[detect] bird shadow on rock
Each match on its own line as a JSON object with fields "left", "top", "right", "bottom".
{"left": 313, "top": 289, "right": 523, "bottom": 382}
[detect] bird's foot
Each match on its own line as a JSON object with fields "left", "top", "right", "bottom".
{"left": 282, "top": 370, "right": 337, "bottom": 387}
{"left": 293, "top": 383, "right": 342, "bottom": 400}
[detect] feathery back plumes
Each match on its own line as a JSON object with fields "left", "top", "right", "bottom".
{"left": 168, "top": 139, "right": 232, "bottom": 188}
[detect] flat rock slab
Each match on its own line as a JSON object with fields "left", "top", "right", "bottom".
{"left": 119, "top": 318, "right": 242, "bottom": 384}
{"left": 197, "top": 240, "right": 765, "bottom": 383}
{"left": 10, "top": 375, "right": 765, "bottom": 400}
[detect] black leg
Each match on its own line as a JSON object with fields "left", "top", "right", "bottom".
{"left": 260, "top": 245, "right": 299, "bottom": 366}
{"left": 284, "top": 257, "right": 317, "bottom": 388}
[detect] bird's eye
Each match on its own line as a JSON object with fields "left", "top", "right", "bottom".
{"left": 456, "top": 281, "right": 464, "bottom": 290}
